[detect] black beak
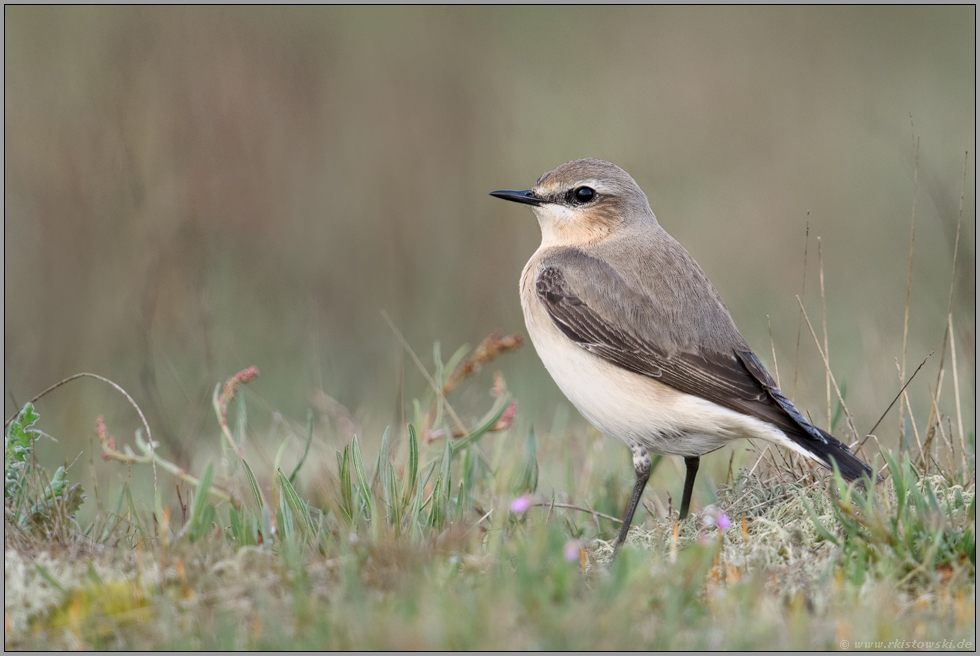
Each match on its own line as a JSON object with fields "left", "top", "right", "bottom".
{"left": 489, "top": 189, "right": 544, "bottom": 206}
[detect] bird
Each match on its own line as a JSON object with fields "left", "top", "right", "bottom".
{"left": 490, "top": 158, "right": 872, "bottom": 551}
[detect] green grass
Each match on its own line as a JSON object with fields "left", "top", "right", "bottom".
{"left": 3, "top": 346, "right": 975, "bottom": 650}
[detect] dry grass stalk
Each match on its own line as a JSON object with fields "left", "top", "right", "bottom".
{"left": 895, "top": 359, "right": 924, "bottom": 467}
{"left": 818, "top": 237, "right": 831, "bottom": 430}
{"left": 795, "top": 296, "right": 857, "bottom": 442}
{"left": 899, "top": 136, "right": 920, "bottom": 438}
{"left": 213, "top": 366, "right": 260, "bottom": 463}
{"left": 948, "top": 314, "right": 965, "bottom": 464}
{"left": 946, "top": 151, "right": 969, "bottom": 469}
{"left": 946, "top": 151, "right": 968, "bottom": 314}
{"left": 923, "top": 372, "right": 945, "bottom": 468}
{"left": 792, "top": 220, "right": 810, "bottom": 404}
{"left": 767, "top": 315, "right": 780, "bottom": 389}
{"left": 926, "top": 384, "right": 956, "bottom": 474}
{"left": 924, "top": 151, "right": 969, "bottom": 471}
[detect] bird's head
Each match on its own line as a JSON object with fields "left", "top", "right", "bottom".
{"left": 491, "top": 158, "right": 656, "bottom": 246}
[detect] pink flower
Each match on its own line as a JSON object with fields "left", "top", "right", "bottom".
{"left": 564, "top": 540, "right": 581, "bottom": 563}
{"left": 493, "top": 401, "right": 519, "bottom": 431}
{"left": 717, "top": 514, "right": 731, "bottom": 531}
{"left": 510, "top": 496, "right": 531, "bottom": 513}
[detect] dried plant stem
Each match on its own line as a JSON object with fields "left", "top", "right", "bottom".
{"left": 925, "top": 342, "right": 948, "bottom": 456}
{"left": 746, "top": 437, "right": 787, "bottom": 481}
{"left": 4, "top": 371, "right": 158, "bottom": 503}
{"left": 945, "top": 152, "right": 969, "bottom": 469}
{"left": 213, "top": 390, "right": 247, "bottom": 463}
{"left": 98, "top": 426, "right": 231, "bottom": 502}
{"left": 895, "top": 359, "right": 924, "bottom": 464}
{"left": 864, "top": 354, "right": 931, "bottom": 442}
{"left": 767, "top": 315, "right": 780, "bottom": 389}
{"left": 921, "top": 152, "right": 967, "bottom": 476}
{"left": 792, "top": 220, "right": 810, "bottom": 403}
{"left": 946, "top": 151, "right": 968, "bottom": 313}
{"left": 899, "top": 136, "right": 920, "bottom": 437}
{"left": 527, "top": 502, "right": 622, "bottom": 524}
{"left": 923, "top": 368, "right": 944, "bottom": 461}
{"left": 948, "top": 313, "right": 965, "bottom": 465}
{"left": 818, "top": 238, "right": 831, "bottom": 430}
{"left": 927, "top": 384, "right": 955, "bottom": 473}
{"left": 795, "top": 296, "right": 857, "bottom": 441}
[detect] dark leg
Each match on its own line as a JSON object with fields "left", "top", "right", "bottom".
{"left": 614, "top": 446, "right": 652, "bottom": 553}
{"left": 679, "top": 456, "right": 700, "bottom": 520}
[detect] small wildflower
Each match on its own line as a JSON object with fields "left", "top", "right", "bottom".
{"left": 563, "top": 540, "right": 580, "bottom": 563}
{"left": 510, "top": 496, "right": 531, "bottom": 513}
{"left": 219, "top": 366, "right": 260, "bottom": 417}
{"left": 95, "top": 415, "right": 109, "bottom": 441}
{"left": 492, "top": 401, "right": 518, "bottom": 431}
{"left": 234, "top": 366, "right": 260, "bottom": 384}
{"left": 702, "top": 504, "right": 732, "bottom": 531}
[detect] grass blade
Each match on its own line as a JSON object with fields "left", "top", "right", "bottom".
{"left": 242, "top": 459, "right": 264, "bottom": 511}
{"left": 373, "top": 426, "right": 392, "bottom": 498}
{"left": 404, "top": 424, "right": 419, "bottom": 506}
{"left": 35, "top": 565, "right": 67, "bottom": 595}
{"left": 229, "top": 504, "right": 243, "bottom": 543}
{"left": 802, "top": 496, "right": 840, "bottom": 547}
{"left": 883, "top": 450, "right": 906, "bottom": 512}
{"left": 451, "top": 394, "right": 511, "bottom": 455}
{"left": 338, "top": 447, "right": 354, "bottom": 526}
{"left": 278, "top": 468, "right": 312, "bottom": 537}
{"left": 442, "top": 344, "right": 471, "bottom": 388}
{"left": 124, "top": 484, "right": 146, "bottom": 539}
{"left": 389, "top": 462, "right": 402, "bottom": 533}
{"left": 190, "top": 463, "right": 214, "bottom": 529}
{"left": 289, "top": 409, "right": 314, "bottom": 484}
{"left": 511, "top": 425, "right": 538, "bottom": 494}
{"left": 440, "top": 437, "right": 452, "bottom": 503}
{"left": 351, "top": 435, "right": 375, "bottom": 524}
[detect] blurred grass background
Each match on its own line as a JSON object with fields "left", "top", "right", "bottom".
{"left": 4, "top": 6, "right": 975, "bottom": 515}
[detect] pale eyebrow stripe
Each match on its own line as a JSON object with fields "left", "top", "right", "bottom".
{"left": 540, "top": 179, "right": 614, "bottom": 200}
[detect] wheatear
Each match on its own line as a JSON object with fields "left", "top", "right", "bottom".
{"left": 491, "top": 158, "right": 871, "bottom": 550}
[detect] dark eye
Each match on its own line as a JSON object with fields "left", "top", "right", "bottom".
{"left": 572, "top": 186, "right": 596, "bottom": 204}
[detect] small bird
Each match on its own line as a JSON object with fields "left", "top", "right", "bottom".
{"left": 491, "top": 158, "right": 871, "bottom": 550}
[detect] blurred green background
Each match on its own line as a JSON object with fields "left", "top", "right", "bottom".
{"left": 4, "top": 7, "right": 975, "bottom": 509}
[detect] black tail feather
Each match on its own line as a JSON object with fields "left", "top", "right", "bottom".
{"left": 792, "top": 426, "right": 873, "bottom": 482}
{"left": 735, "top": 351, "right": 874, "bottom": 483}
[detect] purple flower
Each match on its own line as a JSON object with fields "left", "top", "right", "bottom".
{"left": 510, "top": 496, "right": 531, "bottom": 513}
{"left": 564, "top": 540, "right": 581, "bottom": 563}
{"left": 717, "top": 514, "right": 731, "bottom": 531}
